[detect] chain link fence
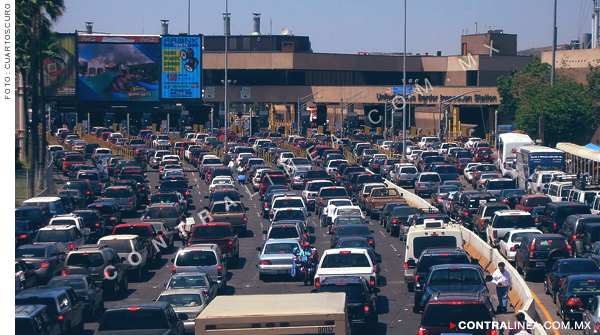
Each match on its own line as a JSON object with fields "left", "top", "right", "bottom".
{"left": 15, "top": 156, "right": 55, "bottom": 205}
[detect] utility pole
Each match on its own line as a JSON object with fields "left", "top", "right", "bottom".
{"left": 551, "top": 0, "right": 557, "bottom": 86}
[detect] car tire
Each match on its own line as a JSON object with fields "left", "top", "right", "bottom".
{"left": 259, "top": 273, "right": 265, "bottom": 281}
{"left": 524, "top": 266, "right": 532, "bottom": 281}
{"left": 108, "top": 281, "right": 119, "bottom": 299}
{"left": 544, "top": 278, "right": 551, "bottom": 295}
{"left": 219, "top": 278, "right": 227, "bottom": 294}
{"left": 142, "top": 261, "right": 149, "bottom": 275}
{"left": 119, "top": 275, "right": 128, "bottom": 297}
{"left": 134, "top": 266, "right": 143, "bottom": 282}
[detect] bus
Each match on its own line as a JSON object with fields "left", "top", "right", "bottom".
{"left": 195, "top": 292, "right": 349, "bottom": 335}
{"left": 497, "top": 133, "right": 534, "bottom": 177}
{"left": 515, "top": 145, "right": 565, "bottom": 190}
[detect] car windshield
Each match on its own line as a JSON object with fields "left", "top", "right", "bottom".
{"left": 534, "top": 238, "right": 567, "bottom": 251}
{"left": 193, "top": 225, "right": 231, "bottom": 237}
{"left": 434, "top": 166, "right": 458, "bottom": 174}
{"left": 321, "top": 253, "right": 371, "bottom": 268}
{"left": 502, "top": 189, "right": 526, "bottom": 197}
{"left": 338, "top": 225, "right": 371, "bottom": 236}
{"left": 158, "top": 293, "right": 202, "bottom": 308}
{"left": 556, "top": 206, "right": 591, "bottom": 221}
{"left": 328, "top": 160, "right": 345, "bottom": 167}
{"left": 319, "top": 284, "right": 366, "bottom": 301}
{"left": 263, "top": 242, "right": 298, "bottom": 254}
{"left": 144, "top": 207, "right": 178, "bottom": 219}
{"left": 152, "top": 194, "right": 179, "bottom": 203}
{"left": 560, "top": 261, "right": 600, "bottom": 275}
{"left": 168, "top": 275, "right": 208, "bottom": 289}
{"left": 15, "top": 248, "right": 46, "bottom": 258}
{"left": 98, "top": 310, "right": 169, "bottom": 331}
{"left": 66, "top": 253, "right": 105, "bottom": 267}
{"left": 428, "top": 268, "right": 482, "bottom": 285}
{"left": 422, "top": 304, "right": 492, "bottom": 327}
{"left": 306, "top": 171, "right": 329, "bottom": 178}
{"left": 176, "top": 251, "right": 217, "bottom": 266}
{"left": 438, "top": 186, "right": 460, "bottom": 193}
{"left": 161, "top": 181, "right": 188, "bottom": 189}
{"left": 291, "top": 158, "right": 310, "bottom": 165}
{"left": 337, "top": 208, "right": 362, "bottom": 216}
{"left": 203, "top": 159, "right": 221, "bottom": 165}
{"left": 268, "top": 226, "right": 300, "bottom": 239}
{"left": 511, "top": 232, "right": 541, "bottom": 242}
{"left": 15, "top": 210, "right": 43, "bottom": 220}
{"left": 336, "top": 239, "right": 370, "bottom": 248}
{"left": 101, "top": 240, "right": 133, "bottom": 253}
{"left": 36, "top": 230, "right": 70, "bottom": 242}
{"left": 211, "top": 203, "right": 243, "bottom": 213}
{"left": 330, "top": 200, "right": 352, "bottom": 207}
{"left": 104, "top": 189, "right": 131, "bottom": 198}
{"left": 89, "top": 205, "right": 114, "bottom": 215}
{"left": 494, "top": 215, "right": 535, "bottom": 228}
{"left": 308, "top": 182, "right": 334, "bottom": 191}
{"left": 524, "top": 197, "right": 552, "bottom": 207}
{"left": 47, "top": 278, "right": 86, "bottom": 290}
{"left": 392, "top": 207, "right": 421, "bottom": 217}
{"left": 569, "top": 279, "right": 600, "bottom": 293}
{"left": 320, "top": 189, "right": 348, "bottom": 197}
{"left": 273, "top": 199, "right": 304, "bottom": 208}
{"left": 114, "top": 226, "right": 151, "bottom": 237}
{"left": 488, "top": 180, "right": 517, "bottom": 189}
{"left": 413, "top": 236, "right": 458, "bottom": 259}
{"left": 336, "top": 217, "right": 364, "bottom": 225}
{"left": 274, "top": 210, "right": 305, "bottom": 220}
{"left": 400, "top": 167, "right": 418, "bottom": 174}
{"left": 420, "top": 174, "right": 441, "bottom": 182}
{"left": 417, "top": 255, "right": 470, "bottom": 272}
{"left": 50, "top": 219, "right": 77, "bottom": 226}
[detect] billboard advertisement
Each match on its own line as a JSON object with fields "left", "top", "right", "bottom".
{"left": 44, "top": 33, "right": 77, "bottom": 97}
{"left": 161, "top": 36, "right": 202, "bottom": 99}
{"left": 77, "top": 35, "right": 160, "bottom": 102}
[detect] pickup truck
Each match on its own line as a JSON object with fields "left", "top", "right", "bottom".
{"left": 97, "top": 302, "right": 186, "bottom": 335}
{"left": 365, "top": 187, "right": 406, "bottom": 220}
{"left": 187, "top": 223, "right": 240, "bottom": 266}
{"left": 16, "top": 286, "right": 85, "bottom": 334}
{"left": 315, "top": 187, "right": 351, "bottom": 216}
{"left": 48, "top": 215, "right": 91, "bottom": 243}
{"left": 314, "top": 248, "right": 378, "bottom": 289}
{"left": 112, "top": 223, "right": 161, "bottom": 266}
{"left": 207, "top": 201, "right": 249, "bottom": 237}
{"left": 102, "top": 185, "right": 138, "bottom": 216}
{"left": 471, "top": 203, "right": 510, "bottom": 238}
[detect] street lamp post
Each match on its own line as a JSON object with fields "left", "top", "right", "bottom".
{"left": 438, "top": 90, "right": 479, "bottom": 140}
{"left": 297, "top": 90, "right": 325, "bottom": 136}
{"left": 224, "top": 1, "right": 230, "bottom": 152}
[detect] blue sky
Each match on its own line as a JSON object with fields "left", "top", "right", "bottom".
{"left": 52, "top": 0, "right": 593, "bottom": 55}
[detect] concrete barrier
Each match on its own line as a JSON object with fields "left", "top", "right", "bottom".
{"left": 383, "top": 180, "right": 439, "bottom": 212}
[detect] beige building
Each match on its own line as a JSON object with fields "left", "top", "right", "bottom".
{"left": 202, "top": 31, "right": 532, "bottom": 137}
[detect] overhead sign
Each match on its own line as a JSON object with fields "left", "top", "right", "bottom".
{"left": 161, "top": 36, "right": 202, "bottom": 99}
{"left": 205, "top": 86, "right": 215, "bottom": 99}
{"left": 240, "top": 87, "right": 251, "bottom": 99}
{"left": 393, "top": 87, "right": 413, "bottom": 94}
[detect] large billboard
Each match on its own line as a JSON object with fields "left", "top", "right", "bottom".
{"left": 44, "top": 33, "right": 77, "bottom": 97}
{"left": 77, "top": 35, "right": 160, "bottom": 102}
{"left": 161, "top": 36, "right": 202, "bottom": 99}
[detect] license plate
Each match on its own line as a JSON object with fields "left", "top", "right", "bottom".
{"left": 536, "top": 262, "right": 545, "bottom": 267}
{"left": 277, "top": 270, "right": 288, "bottom": 274}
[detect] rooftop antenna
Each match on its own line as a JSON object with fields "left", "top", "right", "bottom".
{"left": 270, "top": 18, "right": 272, "bottom": 35}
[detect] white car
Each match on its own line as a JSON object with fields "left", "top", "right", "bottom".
{"left": 277, "top": 152, "right": 295, "bottom": 169}
{"left": 284, "top": 158, "right": 312, "bottom": 176}
{"left": 331, "top": 205, "right": 364, "bottom": 225}
{"left": 48, "top": 215, "right": 91, "bottom": 243}
{"left": 209, "top": 177, "right": 235, "bottom": 192}
{"left": 407, "top": 149, "right": 422, "bottom": 163}
{"left": 498, "top": 228, "right": 543, "bottom": 262}
{"left": 380, "top": 141, "right": 393, "bottom": 150}
{"left": 463, "top": 162, "right": 482, "bottom": 183}
{"left": 314, "top": 248, "right": 378, "bottom": 288}
{"left": 464, "top": 137, "right": 482, "bottom": 149}
{"left": 154, "top": 135, "right": 171, "bottom": 147}
{"left": 321, "top": 198, "right": 354, "bottom": 227}
{"left": 236, "top": 153, "right": 255, "bottom": 166}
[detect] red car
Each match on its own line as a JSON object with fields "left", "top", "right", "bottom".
{"left": 259, "top": 174, "right": 288, "bottom": 195}
{"left": 473, "top": 147, "right": 494, "bottom": 163}
{"left": 61, "top": 154, "right": 85, "bottom": 172}
{"left": 515, "top": 194, "right": 553, "bottom": 212}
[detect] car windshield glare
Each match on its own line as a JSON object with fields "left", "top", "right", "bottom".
{"left": 429, "top": 268, "right": 482, "bottom": 285}
{"left": 321, "top": 253, "right": 371, "bottom": 268}
{"left": 422, "top": 304, "right": 492, "bottom": 327}
{"left": 176, "top": 251, "right": 217, "bottom": 266}
{"left": 168, "top": 275, "right": 207, "bottom": 289}
{"left": 98, "top": 310, "right": 170, "bottom": 331}
{"left": 101, "top": 240, "right": 133, "bottom": 253}
{"left": 36, "top": 230, "right": 70, "bottom": 243}
{"left": 264, "top": 242, "right": 298, "bottom": 254}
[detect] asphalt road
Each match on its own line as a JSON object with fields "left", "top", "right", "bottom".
{"left": 51, "top": 150, "right": 581, "bottom": 335}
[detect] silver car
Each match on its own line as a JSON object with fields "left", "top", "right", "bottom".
{"left": 414, "top": 172, "right": 442, "bottom": 198}
{"left": 290, "top": 170, "right": 308, "bottom": 190}
{"left": 156, "top": 289, "right": 209, "bottom": 333}
{"left": 164, "top": 272, "right": 218, "bottom": 303}
{"left": 583, "top": 296, "right": 600, "bottom": 335}
{"left": 256, "top": 239, "right": 301, "bottom": 280}
{"left": 171, "top": 244, "right": 227, "bottom": 293}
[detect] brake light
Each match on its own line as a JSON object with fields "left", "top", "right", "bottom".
{"left": 464, "top": 210, "right": 469, "bottom": 217}
{"left": 558, "top": 278, "right": 565, "bottom": 286}
{"left": 364, "top": 304, "right": 370, "bottom": 312}
{"left": 319, "top": 199, "right": 323, "bottom": 204}
{"left": 58, "top": 315, "right": 64, "bottom": 321}
{"left": 404, "top": 262, "right": 409, "bottom": 269}
{"left": 243, "top": 214, "right": 247, "bottom": 222}
{"left": 217, "top": 264, "right": 223, "bottom": 276}
{"left": 417, "top": 183, "right": 421, "bottom": 188}
{"left": 86, "top": 191, "right": 90, "bottom": 195}
{"left": 40, "top": 260, "right": 48, "bottom": 268}
{"left": 172, "top": 267, "right": 176, "bottom": 274}
{"left": 566, "top": 243, "right": 573, "bottom": 257}
{"left": 572, "top": 234, "right": 577, "bottom": 241}
{"left": 417, "top": 328, "right": 428, "bottom": 335}
{"left": 110, "top": 217, "right": 116, "bottom": 221}
{"left": 69, "top": 243, "right": 74, "bottom": 250}
{"left": 493, "top": 230, "right": 497, "bottom": 239}
{"left": 414, "top": 274, "right": 420, "bottom": 283}
{"left": 502, "top": 199, "right": 509, "bottom": 203}
{"left": 259, "top": 260, "right": 271, "bottom": 265}
{"left": 368, "top": 238, "right": 374, "bottom": 245}
{"left": 369, "top": 276, "right": 376, "bottom": 287}
{"left": 392, "top": 219, "right": 398, "bottom": 224}
{"left": 480, "top": 220, "right": 485, "bottom": 226}
{"left": 567, "top": 298, "right": 583, "bottom": 306}
{"left": 509, "top": 246, "right": 517, "bottom": 251}
{"left": 314, "top": 277, "right": 320, "bottom": 288}
{"left": 529, "top": 239, "right": 535, "bottom": 259}
{"left": 104, "top": 267, "right": 114, "bottom": 277}
{"left": 307, "top": 194, "right": 311, "bottom": 199}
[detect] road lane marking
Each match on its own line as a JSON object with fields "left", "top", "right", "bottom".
{"left": 531, "top": 290, "right": 560, "bottom": 335}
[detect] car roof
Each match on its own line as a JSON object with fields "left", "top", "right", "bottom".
{"left": 158, "top": 288, "right": 204, "bottom": 296}
{"left": 100, "top": 234, "right": 139, "bottom": 240}
{"left": 264, "top": 238, "right": 300, "bottom": 244}
{"left": 429, "top": 264, "right": 480, "bottom": 271}
{"left": 16, "top": 286, "right": 70, "bottom": 298}
{"left": 106, "top": 302, "right": 170, "bottom": 311}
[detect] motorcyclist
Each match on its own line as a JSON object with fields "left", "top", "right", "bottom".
{"left": 291, "top": 242, "right": 318, "bottom": 278}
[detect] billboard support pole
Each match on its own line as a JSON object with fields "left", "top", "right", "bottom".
{"left": 87, "top": 113, "right": 90, "bottom": 135}
{"left": 127, "top": 113, "right": 130, "bottom": 137}
{"left": 167, "top": 113, "right": 170, "bottom": 133}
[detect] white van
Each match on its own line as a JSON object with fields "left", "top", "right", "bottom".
{"left": 403, "top": 220, "right": 463, "bottom": 285}
{"left": 418, "top": 137, "right": 439, "bottom": 150}
{"left": 591, "top": 195, "right": 600, "bottom": 215}
{"left": 497, "top": 133, "right": 534, "bottom": 177}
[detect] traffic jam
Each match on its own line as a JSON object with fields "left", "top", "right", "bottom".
{"left": 15, "top": 127, "right": 600, "bottom": 335}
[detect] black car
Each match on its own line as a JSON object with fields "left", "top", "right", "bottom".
{"left": 47, "top": 274, "right": 104, "bottom": 320}
{"left": 498, "top": 189, "right": 527, "bottom": 209}
{"left": 556, "top": 274, "right": 600, "bottom": 324}
{"left": 314, "top": 276, "right": 379, "bottom": 328}
{"left": 15, "top": 244, "right": 65, "bottom": 284}
{"left": 87, "top": 202, "right": 122, "bottom": 230}
{"left": 64, "top": 180, "right": 95, "bottom": 204}
{"left": 388, "top": 206, "right": 421, "bottom": 238}
{"left": 15, "top": 207, "right": 49, "bottom": 230}
{"left": 156, "top": 179, "right": 193, "bottom": 200}
{"left": 379, "top": 202, "right": 409, "bottom": 227}
{"left": 559, "top": 214, "right": 600, "bottom": 256}
{"left": 97, "top": 302, "right": 187, "bottom": 335}
{"left": 15, "top": 286, "right": 85, "bottom": 334}
{"left": 544, "top": 258, "right": 600, "bottom": 302}
{"left": 330, "top": 225, "right": 375, "bottom": 249}
{"left": 15, "top": 260, "right": 38, "bottom": 292}
{"left": 205, "top": 190, "right": 243, "bottom": 208}
{"left": 72, "top": 209, "right": 107, "bottom": 241}
{"left": 416, "top": 264, "right": 492, "bottom": 312}
{"left": 410, "top": 247, "right": 473, "bottom": 294}
{"left": 15, "top": 220, "right": 37, "bottom": 248}
{"left": 515, "top": 234, "right": 572, "bottom": 280}
{"left": 15, "top": 304, "right": 62, "bottom": 335}
{"left": 541, "top": 202, "right": 592, "bottom": 234}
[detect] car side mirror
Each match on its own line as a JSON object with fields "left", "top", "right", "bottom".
{"left": 157, "top": 231, "right": 164, "bottom": 236}
{"left": 189, "top": 186, "right": 193, "bottom": 189}
{"left": 375, "top": 255, "right": 382, "bottom": 263}
{"left": 245, "top": 207, "right": 250, "bottom": 211}
{"left": 370, "top": 230, "right": 374, "bottom": 233}
{"left": 307, "top": 213, "right": 311, "bottom": 217}
{"left": 204, "top": 196, "right": 209, "bottom": 199}
{"left": 371, "top": 287, "right": 380, "bottom": 293}
{"left": 171, "top": 258, "right": 175, "bottom": 263}
{"left": 155, "top": 186, "right": 159, "bottom": 189}
{"left": 256, "top": 247, "right": 262, "bottom": 251}
{"left": 204, "top": 206, "right": 209, "bottom": 210}
{"left": 485, "top": 275, "right": 493, "bottom": 282}
{"left": 178, "top": 313, "right": 189, "bottom": 321}
{"left": 514, "top": 244, "right": 521, "bottom": 249}
{"left": 121, "top": 257, "right": 127, "bottom": 262}
{"left": 262, "top": 230, "right": 268, "bottom": 234}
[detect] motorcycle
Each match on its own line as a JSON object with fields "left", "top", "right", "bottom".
{"left": 236, "top": 166, "right": 246, "bottom": 183}
{"left": 291, "top": 251, "right": 318, "bottom": 286}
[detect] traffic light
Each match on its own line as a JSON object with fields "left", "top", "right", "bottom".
{"left": 316, "top": 105, "right": 327, "bottom": 126}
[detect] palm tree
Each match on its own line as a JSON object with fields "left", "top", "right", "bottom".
{"left": 16, "top": 0, "right": 65, "bottom": 196}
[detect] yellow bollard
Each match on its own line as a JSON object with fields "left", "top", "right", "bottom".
{"left": 193, "top": 124, "right": 198, "bottom": 133}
